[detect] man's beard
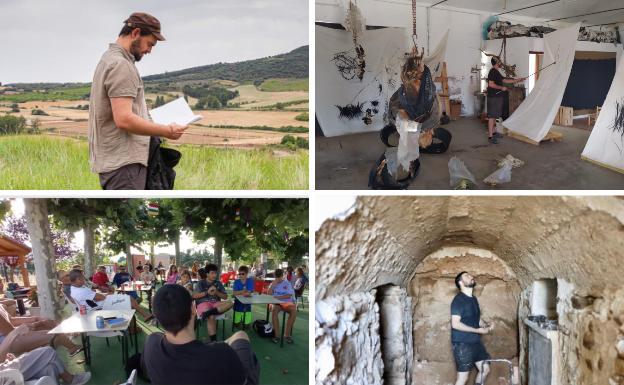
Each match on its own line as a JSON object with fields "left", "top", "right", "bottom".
{"left": 466, "top": 280, "right": 476, "bottom": 288}
{"left": 130, "top": 39, "right": 143, "bottom": 61}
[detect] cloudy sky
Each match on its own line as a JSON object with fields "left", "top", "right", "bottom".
{"left": 0, "top": 0, "right": 308, "bottom": 83}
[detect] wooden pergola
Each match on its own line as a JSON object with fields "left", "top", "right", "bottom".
{"left": 0, "top": 235, "right": 31, "bottom": 287}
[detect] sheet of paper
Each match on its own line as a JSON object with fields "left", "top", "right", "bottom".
{"left": 149, "top": 97, "right": 203, "bottom": 126}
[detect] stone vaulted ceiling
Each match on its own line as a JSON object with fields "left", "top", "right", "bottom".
{"left": 316, "top": 196, "right": 624, "bottom": 299}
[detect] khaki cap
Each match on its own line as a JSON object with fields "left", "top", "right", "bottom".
{"left": 124, "top": 12, "right": 165, "bottom": 41}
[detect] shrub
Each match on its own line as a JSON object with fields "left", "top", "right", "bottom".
{"left": 31, "top": 109, "right": 48, "bottom": 116}
{"left": 295, "top": 112, "right": 308, "bottom": 122}
{"left": 0, "top": 115, "right": 27, "bottom": 135}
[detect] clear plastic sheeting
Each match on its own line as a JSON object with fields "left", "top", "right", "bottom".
{"left": 582, "top": 53, "right": 624, "bottom": 174}
{"left": 448, "top": 156, "right": 476, "bottom": 189}
{"left": 503, "top": 23, "right": 580, "bottom": 143}
{"left": 483, "top": 155, "right": 523, "bottom": 186}
{"left": 396, "top": 114, "right": 420, "bottom": 172}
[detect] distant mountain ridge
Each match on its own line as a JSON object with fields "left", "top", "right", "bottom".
{"left": 143, "top": 45, "right": 308, "bottom": 84}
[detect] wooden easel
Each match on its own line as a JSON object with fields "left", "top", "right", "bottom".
{"left": 435, "top": 62, "right": 451, "bottom": 116}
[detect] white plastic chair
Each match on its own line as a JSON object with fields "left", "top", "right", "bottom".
{"left": 123, "top": 369, "right": 137, "bottom": 385}
{"left": 195, "top": 313, "right": 227, "bottom": 341}
{"left": 0, "top": 369, "right": 57, "bottom": 385}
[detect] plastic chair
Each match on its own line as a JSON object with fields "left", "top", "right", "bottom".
{"left": 123, "top": 369, "right": 137, "bottom": 385}
{"left": 195, "top": 313, "right": 227, "bottom": 341}
{"left": 295, "top": 283, "right": 307, "bottom": 310}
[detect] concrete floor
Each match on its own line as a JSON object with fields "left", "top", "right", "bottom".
{"left": 315, "top": 118, "right": 624, "bottom": 189}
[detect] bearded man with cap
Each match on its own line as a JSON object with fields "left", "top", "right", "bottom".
{"left": 88, "top": 12, "right": 187, "bottom": 190}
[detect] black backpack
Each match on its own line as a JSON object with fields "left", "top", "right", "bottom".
{"left": 252, "top": 320, "right": 274, "bottom": 338}
{"left": 146, "top": 136, "right": 182, "bottom": 190}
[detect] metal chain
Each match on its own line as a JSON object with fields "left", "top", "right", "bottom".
{"left": 412, "top": 0, "right": 417, "bottom": 38}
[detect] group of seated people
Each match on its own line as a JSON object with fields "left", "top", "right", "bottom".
{"left": 0, "top": 276, "right": 91, "bottom": 384}
{"left": 162, "top": 263, "right": 308, "bottom": 345}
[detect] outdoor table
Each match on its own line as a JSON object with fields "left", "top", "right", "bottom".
{"left": 48, "top": 309, "right": 137, "bottom": 367}
{"left": 235, "top": 294, "right": 288, "bottom": 347}
{"left": 119, "top": 282, "right": 153, "bottom": 312}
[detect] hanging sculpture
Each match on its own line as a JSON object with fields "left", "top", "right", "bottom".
{"left": 343, "top": 1, "right": 366, "bottom": 80}
{"left": 369, "top": 0, "right": 451, "bottom": 189}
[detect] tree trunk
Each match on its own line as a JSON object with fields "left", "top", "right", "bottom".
{"left": 214, "top": 237, "right": 223, "bottom": 273}
{"left": 24, "top": 199, "right": 62, "bottom": 320}
{"left": 174, "top": 233, "right": 181, "bottom": 266}
{"left": 83, "top": 222, "right": 95, "bottom": 277}
{"left": 150, "top": 242, "right": 155, "bottom": 265}
{"left": 125, "top": 243, "right": 132, "bottom": 273}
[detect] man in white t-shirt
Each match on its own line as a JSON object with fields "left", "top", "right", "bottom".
{"left": 68, "top": 269, "right": 154, "bottom": 322}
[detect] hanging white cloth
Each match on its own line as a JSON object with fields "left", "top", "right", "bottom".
{"left": 581, "top": 53, "right": 624, "bottom": 174}
{"left": 424, "top": 29, "right": 449, "bottom": 79}
{"left": 503, "top": 23, "right": 580, "bottom": 142}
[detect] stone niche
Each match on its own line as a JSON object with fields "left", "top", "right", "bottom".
{"left": 409, "top": 246, "right": 521, "bottom": 385}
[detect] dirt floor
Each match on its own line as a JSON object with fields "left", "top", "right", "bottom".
{"left": 315, "top": 117, "right": 624, "bottom": 189}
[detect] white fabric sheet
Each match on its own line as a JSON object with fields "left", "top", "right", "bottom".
{"left": 581, "top": 55, "right": 624, "bottom": 173}
{"left": 503, "top": 23, "right": 580, "bottom": 142}
{"left": 316, "top": 25, "right": 406, "bottom": 137}
{"left": 424, "top": 29, "right": 449, "bottom": 80}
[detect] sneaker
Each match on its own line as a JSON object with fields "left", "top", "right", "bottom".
{"left": 493, "top": 132, "right": 504, "bottom": 139}
{"left": 70, "top": 372, "right": 91, "bottom": 385}
{"left": 488, "top": 136, "right": 499, "bottom": 144}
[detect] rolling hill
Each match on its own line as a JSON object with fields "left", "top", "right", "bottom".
{"left": 143, "top": 45, "right": 308, "bottom": 84}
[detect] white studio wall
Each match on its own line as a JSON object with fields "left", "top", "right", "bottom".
{"left": 503, "top": 23, "right": 581, "bottom": 143}
{"left": 581, "top": 56, "right": 624, "bottom": 174}
{"left": 315, "top": 25, "right": 405, "bottom": 137}
{"left": 315, "top": 0, "right": 496, "bottom": 133}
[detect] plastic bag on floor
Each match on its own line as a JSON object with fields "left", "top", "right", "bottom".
{"left": 484, "top": 161, "right": 513, "bottom": 185}
{"left": 448, "top": 156, "right": 476, "bottom": 189}
{"left": 497, "top": 154, "right": 524, "bottom": 168}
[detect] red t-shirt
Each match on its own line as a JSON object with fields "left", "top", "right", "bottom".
{"left": 92, "top": 271, "right": 109, "bottom": 286}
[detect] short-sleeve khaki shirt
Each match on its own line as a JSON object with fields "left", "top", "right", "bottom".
{"left": 88, "top": 43, "right": 150, "bottom": 173}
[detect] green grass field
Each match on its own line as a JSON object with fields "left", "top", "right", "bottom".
{"left": 258, "top": 78, "right": 309, "bottom": 92}
{"left": 0, "top": 85, "right": 91, "bottom": 103}
{"left": 0, "top": 135, "right": 308, "bottom": 190}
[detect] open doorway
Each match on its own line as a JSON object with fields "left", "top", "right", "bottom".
{"left": 528, "top": 52, "right": 544, "bottom": 95}
{"left": 408, "top": 247, "right": 520, "bottom": 384}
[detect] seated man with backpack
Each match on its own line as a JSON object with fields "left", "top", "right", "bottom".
{"left": 143, "top": 284, "right": 259, "bottom": 385}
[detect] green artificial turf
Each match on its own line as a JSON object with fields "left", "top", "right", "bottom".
{"left": 58, "top": 285, "right": 309, "bottom": 385}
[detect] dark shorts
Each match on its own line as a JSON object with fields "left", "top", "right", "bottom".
{"left": 99, "top": 163, "right": 147, "bottom": 190}
{"left": 487, "top": 95, "right": 504, "bottom": 119}
{"left": 230, "top": 339, "right": 260, "bottom": 385}
{"left": 452, "top": 341, "right": 491, "bottom": 372}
